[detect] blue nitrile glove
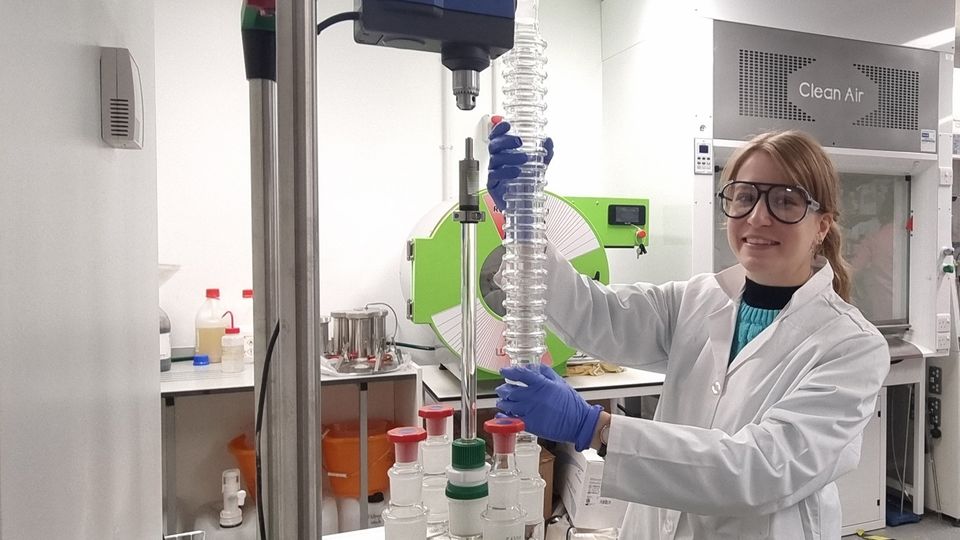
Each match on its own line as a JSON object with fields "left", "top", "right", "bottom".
{"left": 487, "top": 121, "right": 554, "bottom": 211}
{"left": 496, "top": 363, "right": 602, "bottom": 451}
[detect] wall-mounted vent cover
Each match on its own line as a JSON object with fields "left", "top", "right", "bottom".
{"left": 852, "top": 64, "right": 919, "bottom": 130}
{"left": 738, "top": 49, "right": 815, "bottom": 122}
{"left": 100, "top": 47, "right": 143, "bottom": 150}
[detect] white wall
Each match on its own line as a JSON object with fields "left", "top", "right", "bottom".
{"left": 0, "top": 2, "right": 161, "bottom": 538}
{"left": 156, "top": 0, "right": 252, "bottom": 350}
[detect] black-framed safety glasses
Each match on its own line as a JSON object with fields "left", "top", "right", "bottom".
{"left": 716, "top": 181, "right": 821, "bottom": 225}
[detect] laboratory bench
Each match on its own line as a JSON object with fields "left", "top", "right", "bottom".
{"left": 160, "top": 345, "right": 925, "bottom": 537}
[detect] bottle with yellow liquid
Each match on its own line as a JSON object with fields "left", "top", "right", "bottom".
{"left": 196, "top": 288, "right": 226, "bottom": 363}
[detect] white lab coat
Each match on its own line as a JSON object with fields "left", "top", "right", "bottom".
{"left": 543, "top": 247, "right": 889, "bottom": 539}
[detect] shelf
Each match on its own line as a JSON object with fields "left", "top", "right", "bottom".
{"left": 713, "top": 139, "right": 938, "bottom": 175}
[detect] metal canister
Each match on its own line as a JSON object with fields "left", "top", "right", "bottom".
{"left": 319, "top": 316, "right": 331, "bottom": 357}
{"left": 328, "top": 307, "right": 391, "bottom": 369}
{"left": 369, "top": 308, "right": 388, "bottom": 359}
{"left": 346, "top": 309, "right": 372, "bottom": 358}
{"left": 330, "top": 310, "right": 352, "bottom": 358}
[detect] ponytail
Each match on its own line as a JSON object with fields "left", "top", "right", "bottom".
{"left": 819, "top": 221, "right": 851, "bottom": 302}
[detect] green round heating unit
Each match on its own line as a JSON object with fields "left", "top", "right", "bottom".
{"left": 404, "top": 191, "right": 610, "bottom": 380}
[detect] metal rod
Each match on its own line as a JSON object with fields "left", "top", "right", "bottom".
{"left": 250, "top": 76, "right": 283, "bottom": 539}
{"left": 162, "top": 397, "right": 177, "bottom": 536}
{"left": 460, "top": 221, "right": 478, "bottom": 439}
{"left": 359, "top": 383, "right": 369, "bottom": 527}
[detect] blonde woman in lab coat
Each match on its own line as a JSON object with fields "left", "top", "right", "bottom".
{"left": 488, "top": 123, "right": 889, "bottom": 539}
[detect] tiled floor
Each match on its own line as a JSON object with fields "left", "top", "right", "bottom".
{"left": 843, "top": 515, "right": 960, "bottom": 539}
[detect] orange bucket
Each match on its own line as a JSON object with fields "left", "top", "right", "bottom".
{"left": 322, "top": 419, "right": 394, "bottom": 498}
{"left": 228, "top": 434, "right": 258, "bottom": 501}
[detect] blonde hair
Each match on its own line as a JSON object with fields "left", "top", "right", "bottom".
{"left": 720, "top": 130, "right": 851, "bottom": 301}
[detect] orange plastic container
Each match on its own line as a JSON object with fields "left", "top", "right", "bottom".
{"left": 228, "top": 434, "right": 258, "bottom": 501}
{"left": 322, "top": 419, "right": 395, "bottom": 498}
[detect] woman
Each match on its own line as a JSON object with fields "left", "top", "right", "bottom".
{"left": 488, "top": 124, "right": 889, "bottom": 539}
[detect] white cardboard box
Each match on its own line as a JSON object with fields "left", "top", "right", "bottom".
{"left": 555, "top": 444, "right": 627, "bottom": 530}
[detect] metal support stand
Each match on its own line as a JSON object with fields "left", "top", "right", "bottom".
{"left": 452, "top": 138, "right": 483, "bottom": 439}
{"left": 359, "top": 382, "right": 369, "bottom": 525}
{"left": 245, "top": 0, "right": 322, "bottom": 535}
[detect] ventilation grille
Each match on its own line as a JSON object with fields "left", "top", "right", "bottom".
{"left": 738, "top": 49, "right": 815, "bottom": 122}
{"left": 853, "top": 64, "right": 918, "bottom": 130}
{"left": 109, "top": 98, "right": 130, "bottom": 137}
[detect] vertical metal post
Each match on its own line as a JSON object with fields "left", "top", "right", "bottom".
{"left": 460, "top": 222, "right": 478, "bottom": 439}
{"left": 250, "top": 82, "right": 280, "bottom": 517}
{"left": 268, "top": 0, "right": 322, "bottom": 537}
{"left": 455, "top": 138, "right": 481, "bottom": 440}
{"left": 359, "top": 383, "right": 369, "bottom": 526}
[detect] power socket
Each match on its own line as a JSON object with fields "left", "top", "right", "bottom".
{"left": 937, "top": 313, "right": 952, "bottom": 333}
{"left": 937, "top": 332, "right": 951, "bottom": 351}
{"left": 929, "top": 397, "right": 942, "bottom": 427}
{"left": 929, "top": 365, "right": 943, "bottom": 395}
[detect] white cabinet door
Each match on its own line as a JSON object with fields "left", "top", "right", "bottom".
{"left": 837, "top": 388, "right": 887, "bottom": 535}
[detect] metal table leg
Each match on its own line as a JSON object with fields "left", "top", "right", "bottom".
{"left": 162, "top": 396, "right": 178, "bottom": 535}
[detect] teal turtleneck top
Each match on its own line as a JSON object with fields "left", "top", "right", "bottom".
{"left": 730, "top": 278, "right": 801, "bottom": 362}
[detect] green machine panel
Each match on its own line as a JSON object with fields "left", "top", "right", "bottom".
{"left": 408, "top": 192, "right": 647, "bottom": 380}
{"left": 564, "top": 196, "right": 650, "bottom": 249}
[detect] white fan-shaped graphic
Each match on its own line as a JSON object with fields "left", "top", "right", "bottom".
{"left": 431, "top": 194, "right": 601, "bottom": 372}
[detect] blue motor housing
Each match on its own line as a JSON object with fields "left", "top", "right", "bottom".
{"left": 354, "top": 0, "right": 515, "bottom": 71}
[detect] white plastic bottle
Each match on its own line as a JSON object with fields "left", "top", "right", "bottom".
{"left": 338, "top": 497, "right": 361, "bottom": 533}
{"left": 239, "top": 289, "right": 255, "bottom": 363}
{"left": 221, "top": 327, "right": 244, "bottom": 374}
{"left": 368, "top": 492, "right": 386, "bottom": 527}
{"left": 322, "top": 496, "right": 339, "bottom": 535}
{"left": 196, "top": 288, "right": 226, "bottom": 363}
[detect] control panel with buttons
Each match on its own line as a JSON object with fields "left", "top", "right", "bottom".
{"left": 694, "top": 138, "right": 713, "bottom": 175}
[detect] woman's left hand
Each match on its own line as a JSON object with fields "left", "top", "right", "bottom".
{"left": 496, "top": 363, "right": 602, "bottom": 451}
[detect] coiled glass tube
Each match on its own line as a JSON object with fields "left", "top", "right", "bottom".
{"left": 501, "top": 0, "right": 548, "bottom": 368}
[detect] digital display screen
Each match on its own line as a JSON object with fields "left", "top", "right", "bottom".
{"left": 699, "top": 144, "right": 709, "bottom": 154}
{"left": 608, "top": 204, "right": 646, "bottom": 225}
{"left": 616, "top": 206, "right": 641, "bottom": 222}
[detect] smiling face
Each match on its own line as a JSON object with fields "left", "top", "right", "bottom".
{"left": 726, "top": 151, "right": 833, "bottom": 287}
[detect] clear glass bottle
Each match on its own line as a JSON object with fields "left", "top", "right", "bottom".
{"left": 516, "top": 433, "right": 546, "bottom": 540}
{"left": 383, "top": 427, "right": 428, "bottom": 540}
{"left": 481, "top": 418, "right": 526, "bottom": 540}
{"left": 447, "top": 438, "right": 489, "bottom": 540}
{"left": 419, "top": 404, "right": 454, "bottom": 536}
{"left": 501, "top": 0, "right": 549, "bottom": 368}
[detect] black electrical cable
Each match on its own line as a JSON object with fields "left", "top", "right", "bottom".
{"left": 393, "top": 341, "right": 438, "bottom": 351}
{"left": 317, "top": 11, "right": 360, "bottom": 35}
{"left": 256, "top": 321, "right": 281, "bottom": 540}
